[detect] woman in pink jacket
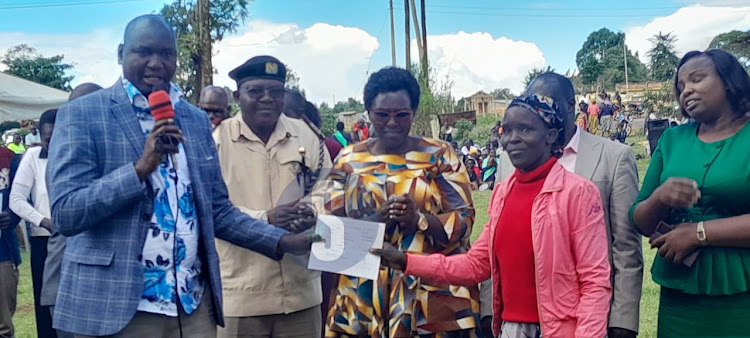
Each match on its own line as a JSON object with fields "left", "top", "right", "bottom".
{"left": 374, "top": 93, "right": 612, "bottom": 338}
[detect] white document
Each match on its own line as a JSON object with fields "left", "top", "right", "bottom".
{"left": 308, "top": 214, "right": 386, "bottom": 280}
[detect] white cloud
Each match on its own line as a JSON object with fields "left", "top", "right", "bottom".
{"left": 0, "top": 29, "right": 122, "bottom": 89}
{"left": 413, "top": 31, "right": 546, "bottom": 99}
{"left": 213, "top": 20, "right": 379, "bottom": 104}
{"left": 0, "top": 20, "right": 380, "bottom": 104}
{"left": 0, "top": 20, "right": 546, "bottom": 104}
{"left": 677, "top": 0, "right": 750, "bottom": 6}
{"left": 626, "top": 5, "right": 750, "bottom": 63}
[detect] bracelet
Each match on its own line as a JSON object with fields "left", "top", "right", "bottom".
{"left": 696, "top": 221, "right": 708, "bottom": 246}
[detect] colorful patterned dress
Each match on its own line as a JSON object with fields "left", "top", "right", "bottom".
{"left": 321, "top": 138, "right": 479, "bottom": 337}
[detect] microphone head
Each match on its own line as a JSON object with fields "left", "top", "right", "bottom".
{"left": 148, "top": 90, "right": 174, "bottom": 121}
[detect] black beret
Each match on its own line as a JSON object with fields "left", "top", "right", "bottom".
{"left": 228, "top": 55, "right": 287, "bottom": 87}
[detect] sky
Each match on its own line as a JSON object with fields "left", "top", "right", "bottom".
{"left": 0, "top": 0, "right": 749, "bottom": 104}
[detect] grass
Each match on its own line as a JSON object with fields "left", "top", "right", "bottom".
{"left": 12, "top": 135, "right": 660, "bottom": 337}
{"left": 14, "top": 250, "right": 35, "bottom": 338}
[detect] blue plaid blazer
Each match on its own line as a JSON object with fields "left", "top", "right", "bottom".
{"left": 46, "top": 83, "right": 288, "bottom": 336}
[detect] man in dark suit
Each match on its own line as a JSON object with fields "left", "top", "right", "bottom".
{"left": 479, "top": 73, "right": 643, "bottom": 338}
{"left": 47, "top": 15, "right": 318, "bottom": 337}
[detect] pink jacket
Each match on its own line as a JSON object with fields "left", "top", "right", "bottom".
{"left": 406, "top": 162, "right": 611, "bottom": 338}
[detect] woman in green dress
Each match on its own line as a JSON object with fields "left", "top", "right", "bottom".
{"left": 630, "top": 49, "right": 750, "bottom": 336}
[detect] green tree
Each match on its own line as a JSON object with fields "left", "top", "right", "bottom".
{"left": 598, "top": 43, "right": 649, "bottom": 90}
{"left": 454, "top": 119, "right": 474, "bottom": 142}
{"left": 1, "top": 44, "right": 74, "bottom": 91}
{"left": 0, "top": 121, "right": 21, "bottom": 136}
{"left": 318, "top": 103, "right": 338, "bottom": 137}
{"left": 456, "top": 97, "right": 468, "bottom": 111}
{"left": 490, "top": 88, "right": 515, "bottom": 100}
{"left": 410, "top": 63, "right": 457, "bottom": 136}
{"left": 160, "top": 0, "right": 252, "bottom": 102}
{"left": 411, "top": 64, "right": 456, "bottom": 115}
{"left": 576, "top": 28, "right": 649, "bottom": 90}
{"left": 566, "top": 69, "right": 588, "bottom": 94}
{"left": 643, "top": 85, "right": 677, "bottom": 118}
{"left": 647, "top": 32, "right": 680, "bottom": 81}
{"left": 523, "top": 66, "right": 554, "bottom": 89}
{"left": 709, "top": 30, "right": 750, "bottom": 68}
{"left": 576, "top": 29, "right": 624, "bottom": 85}
{"left": 317, "top": 98, "right": 365, "bottom": 137}
{"left": 286, "top": 67, "right": 301, "bottom": 91}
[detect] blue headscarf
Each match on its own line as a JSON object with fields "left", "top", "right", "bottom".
{"left": 508, "top": 93, "right": 566, "bottom": 158}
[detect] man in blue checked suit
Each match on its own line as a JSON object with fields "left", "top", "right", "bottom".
{"left": 46, "top": 15, "right": 319, "bottom": 338}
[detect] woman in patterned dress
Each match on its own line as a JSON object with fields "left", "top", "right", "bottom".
{"left": 320, "top": 67, "right": 479, "bottom": 337}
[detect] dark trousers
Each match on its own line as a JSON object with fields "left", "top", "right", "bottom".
{"left": 0, "top": 261, "right": 18, "bottom": 338}
{"left": 30, "top": 236, "right": 56, "bottom": 338}
{"left": 320, "top": 272, "right": 336, "bottom": 337}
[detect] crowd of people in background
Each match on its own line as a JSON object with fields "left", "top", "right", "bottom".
{"left": 1, "top": 12, "right": 750, "bottom": 338}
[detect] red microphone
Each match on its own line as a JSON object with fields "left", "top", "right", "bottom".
{"left": 148, "top": 90, "right": 174, "bottom": 121}
{"left": 147, "top": 90, "right": 179, "bottom": 171}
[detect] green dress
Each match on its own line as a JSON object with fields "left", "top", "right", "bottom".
{"left": 630, "top": 121, "right": 750, "bottom": 337}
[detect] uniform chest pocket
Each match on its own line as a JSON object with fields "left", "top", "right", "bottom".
{"left": 276, "top": 150, "right": 305, "bottom": 178}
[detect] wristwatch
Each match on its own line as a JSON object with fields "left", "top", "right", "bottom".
{"left": 696, "top": 221, "right": 708, "bottom": 246}
{"left": 416, "top": 212, "right": 429, "bottom": 231}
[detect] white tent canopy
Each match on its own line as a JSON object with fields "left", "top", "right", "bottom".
{"left": 0, "top": 72, "right": 69, "bottom": 122}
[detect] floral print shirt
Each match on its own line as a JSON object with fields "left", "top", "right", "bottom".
{"left": 122, "top": 78, "right": 204, "bottom": 317}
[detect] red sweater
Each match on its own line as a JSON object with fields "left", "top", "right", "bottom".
{"left": 494, "top": 157, "right": 556, "bottom": 323}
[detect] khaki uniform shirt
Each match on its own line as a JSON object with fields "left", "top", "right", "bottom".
{"left": 214, "top": 114, "right": 332, "bottom": 317}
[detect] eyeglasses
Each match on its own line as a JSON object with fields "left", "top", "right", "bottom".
{"left": 201, "top": 108, "right": 227, "bottom": 116}
{"left": 242, "top": 87, "right": 285, "bottom": 100}
{"left": 371, "top": 109, "right": 413, "bottom": 123}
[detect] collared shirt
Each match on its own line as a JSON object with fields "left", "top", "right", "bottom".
{"left": 9, "top": 146, "right": 51, "bottom": 237}
{"left": 25, "top": 133, "right": 40, "bottom": 146}
{"left": 214, "top": 114, "right": 331, "bottom": 316}
{"left": 121, "top": 77, "right": 204, "bottom": 317}
{"left": 558, "top": 126, "right": 581, "bottom": 173}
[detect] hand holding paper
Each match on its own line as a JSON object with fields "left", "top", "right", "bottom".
{"left": 370, "top": 242, "right": 406, "bottom": 270}
{"left": 307, "top": 215, "right": 385, "bottom": 280}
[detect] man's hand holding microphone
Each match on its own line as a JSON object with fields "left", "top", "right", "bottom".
{"left": 134, "top": 88, "right": 182, "bottom": 180}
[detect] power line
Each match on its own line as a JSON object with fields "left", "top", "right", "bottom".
{"left": 361, "top": 5, "right": 391, "bottom": 90}
{"left": 0, "top": 0, "right": 147, "bottom": 10}
{"left": 429, "top": 5, "right": 685, "bottom": 11}
{"left": 426, "top": 8, "right": 750, "bottom": 18}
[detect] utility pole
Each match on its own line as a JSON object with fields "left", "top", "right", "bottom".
{"left": 196, "top": 0, "right": 212, "bottom": 95}
{"left": 389, "top": 0, "right": 396, "bottom": 66}
{"left": 623, "top": 40, "right": 629, "bottom": 95}
{"left": 409, "top": 0, "right": 424, "bottom": 66}
{"left": 404, "top": 0, "right": 411, "bottom": 71}
{"left": 420, "top": 0, "right": 428, "bottom": 86}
